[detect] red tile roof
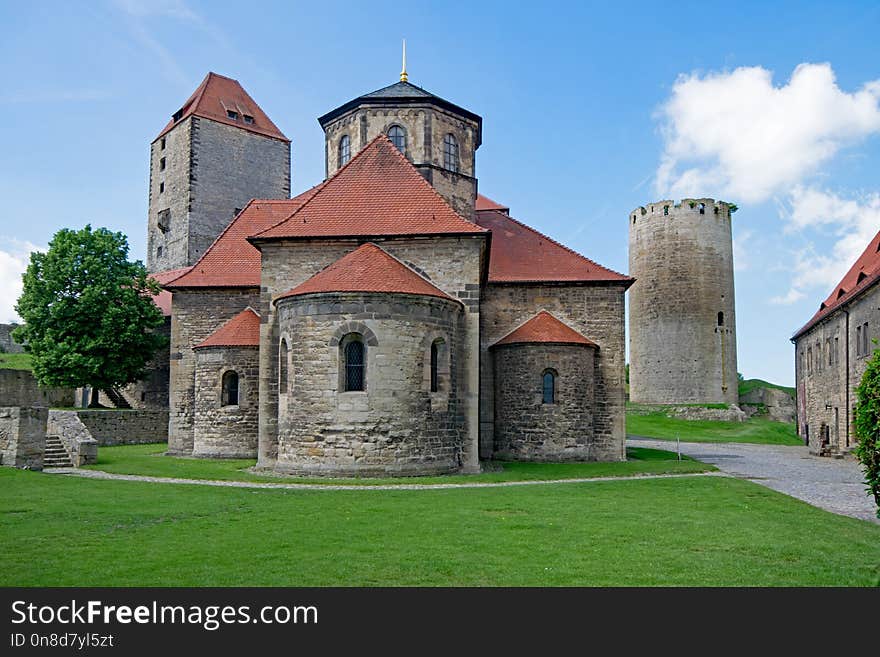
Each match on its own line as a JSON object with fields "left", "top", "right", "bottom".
{"left": 792, "top": 228, "right": 880, "bottom": 339}
{"left": 156, "top": 72, "right": 288, "bottom": 142}
{"left": 253, "top": 135, "right": 487, "bottom": 241}
{"left": 476, "top": 209, "right": 633, "bottom": 285}
{"left": 492, "top": 311, "right": 598, "bottom": 348}
{"left": 164, "top": 187, "right": 322, "bottom": 289}
{"left": 275, "top": 243, "right": 456, "bottom": 303}
{"left": 148, "top": 267, "right": 192, "bottom": 315}
{"left": 194, "top": 308, "right": 261, "bottom": 349}
{"left": 476, "top": 194, "right": 509, "bottom": 213}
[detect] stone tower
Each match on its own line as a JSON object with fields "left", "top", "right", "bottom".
{"left": 317, "top": 69, "right": 481, "bottom": 220}
{"left": 147, "top": 72, "right": 291, "bottom": 273}
{"left": 628, "top": 198, "right": 738, "bottom": 405}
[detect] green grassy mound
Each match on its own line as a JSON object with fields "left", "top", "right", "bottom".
{"left": 627, "top": 408, "right": 800, "bottom": 445}
{"left": 0, "top": 353, "right": 32, "bottom": 370}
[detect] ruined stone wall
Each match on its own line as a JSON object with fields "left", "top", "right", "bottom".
{"left": 74, "top": 410, "right": 169, "bottom": 446}
{"left": 480, "top": 284, "right": 627, "bottom": 461}
{"left": 492, "top": 343, "right": 596, "bottom": 461}
{"left": 274, "top": 292, "right": 463, "bottom": 476}
{"left": 629, "top": 199, "right": 738, "bottom": 405}
{"left": 257, "top": 236, "right": 485, "bottom": 472}
{"left": 168, "top": 288, "right": 260, "bottom": 455}
{"left": 0, "top": 369, "right": 74, "bottom": 408}
{"left": 794, "top": 282, "right": 880, "bottom": 453}
{"left": 323, "top": 105, "right": 477, "bottom": 219}
{"left": 0, "top": 406, "right": 47, "bottom": 469}
{"left": 0, "top": 324, "right": 24, "bottom": 354}
{"left": 147, "top": 116, "right": 290, "bottom": 272}
{"left": 193, "top": 346, "right": 259, "bottom": 458}
{"left": 116, "top": 317, "right": 171, "bottom": 410}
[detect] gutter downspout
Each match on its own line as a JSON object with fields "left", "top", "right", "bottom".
{"left": 843, "top": 308, "right": 850, "bottom": 448}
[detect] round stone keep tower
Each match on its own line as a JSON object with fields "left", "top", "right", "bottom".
{"left": 628, "top": 199, "right": 738, "bottom": 405}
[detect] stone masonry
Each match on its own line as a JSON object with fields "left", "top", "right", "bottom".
{"left": 480, "top": 284, "right": 627, "bottom": 461}
{"left": 794, "top": 281, "right": 880, "bottom": 453}
{"left": 492, "top": 342, "right": 596, "bottom": 461}
{"left": 0, "top": 323, "right": 24, "bottom": 353}
{"left": 147, "top": 116, "right": 290, "bottom": 272}
{"left": 0, "top": 369, "right": 74, "bottom": 408}
{"left": 629, "top": 199, "right": 738, "bottom": 405}
{"left": 0, "top": 406, "right": 47, "bottom": 469}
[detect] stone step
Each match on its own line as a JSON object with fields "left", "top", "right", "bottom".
{"left": 44, "top": 434, "right": 73, "bottom": 468}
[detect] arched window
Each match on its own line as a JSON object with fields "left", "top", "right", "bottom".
{"left": 338, "top": 135, "right": 351, "bottom": 168}
{"left": 387, "top": 125, "right": 406, "bottom": 152}
{"left": 342, "top": 335, "right": 365, "bottom": 392}
{"left": 542, "top": 370, "right": 556, "bottom": 404}
{"left": 430, "top": 341, "right": 440, "bottom": 393}
{"left": 221, "top": 371, "right": 239, "bottom": 406}
{"left": 717, "top": 311, "right": 724, "bottom": 327}
{"left": 443, "top": 133, "right": 459, "bottom": 173}
{"left": 279, "top": 338, "right": 289, "bottom": 393}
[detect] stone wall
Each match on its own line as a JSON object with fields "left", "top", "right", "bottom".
{"left": 168, "top": 288, "right": 261, "bottom": 455}
{"left": 46, "top": 411, "right": 97, "bottom": 466}
{"left": 256, "top": 236, "right": 485, "bottom": 472}
{"left": 0, "top": 406, "right": 47, "bottom": 469}
{"left": 273, "top": 292, "right": 464, "bottom": 476}
{"left": 492, "top": 343, "right": 596, "bottom": 461}
{"left": 629, "top": 199, "right": 738, "bottom": 405}
{"left": 193, "top": 346, "right": 259, "bottom": 458}
{"left": 0, "top": 324, "right": 24, "bottom": 353}
{"left": 73, "top": 409, "right": 168, "bottom": 446}
{"left": 147, "top": 116, "right": 290, "bottom": 273}
{"left": 794, "top": 282, "right": 880, "bottom": 453}
{"left": 480, "top": 283, "right": 627, "bottom": 461}
{"left": 112, "top": 317, "right": 171, "bottom": 410}
{"left": 0, "top": 369, "right": 74, "bottom": 408}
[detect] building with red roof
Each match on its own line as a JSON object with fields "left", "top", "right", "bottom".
{"left": 152, "top": 67, "right": 632, "bottom": 474}
{"left": 791, "top": 228, "right": 880, "bottom": 455}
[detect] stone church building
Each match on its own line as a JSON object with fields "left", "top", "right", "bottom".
{"left": 151, "top": 71, "right": 632, "bottom": 476}
{"left": 792, "top": 228, "right": 880, "bottom": 456}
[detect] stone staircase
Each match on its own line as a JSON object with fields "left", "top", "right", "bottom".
{"left": 103, "top": 388, "right": 132, "bottom": 409}
{"left": 43, "top": 434, "right": 74, "bottom": 469}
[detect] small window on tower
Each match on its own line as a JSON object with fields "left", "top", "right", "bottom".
{"left": 338, "top": 135, "right": 351, "bottom": 168}
{"left": 157, "top": 209, "right": 170, "bottom": 233}
{"left": 160, "top": 137, "right": 166, "bottom": 150}
{"left": 243, "top": 115, "right": 254, "bottom": 124}
{"left": 663, "top": 205, "right": 669, "bottom": 215}
{"left": 387, "top": 125, "right": 406, "bottom": 152}
{"left": 159, "top": 182, "right": 164, "bottom": 194}
{"left": 227, "top": 109, "right": 239, "bottom": 120}
{"left": 157, "top": 246, "right": 163, "bottom": 258}
{"left": 159, "top": 157, "right": 166, "bottom": 171}
{"left": 717, "top": 311, "right": 724, "bottom": 327}
{"left": 443, "top": 133, "right": 459, "bottom": 173}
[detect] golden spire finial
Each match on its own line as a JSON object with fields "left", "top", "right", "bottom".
{"left": 400, "top": 39, "right": 408, "bottom": 82}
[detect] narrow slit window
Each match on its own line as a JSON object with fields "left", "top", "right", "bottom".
{"left": 542, "top": 370, "right": 556, "bottom": 404}
{"left": 430, "top": 341, "right": 439, "bottom": 392}
{"left": 343, "top": 337, "right": 365, "bottom": 392}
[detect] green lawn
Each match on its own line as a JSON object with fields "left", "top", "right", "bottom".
{"left": 739, "top": 378, "right": 795, "bottom": 398}
{"left": 1, "top": 467, "right": 877, "bottom": 586}
{"left": 627, "top": 410, "right": 801, "bottom": 445}
{"left": 83, "top": 443, "right": 712, "bottom": 485}
{"left": 0, "top": 352, "right": 31, "bottom": 370}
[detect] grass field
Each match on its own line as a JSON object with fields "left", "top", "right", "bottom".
{"left": 1, "top": 467, "right": 877, "bottom": 586}
{"left": 0, "top": 352, "right": 31, "bottom": 370}
{"left": 83, "top": 443, "right": 712, "bottom": 484}
{"left": 627, "top": 410, "right": 801, "bottom": 445}
{"left": 739, "top": 378, "right": 796, "bottom": 398}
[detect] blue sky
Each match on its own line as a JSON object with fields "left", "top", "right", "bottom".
{"left": 3, "top": 0, "right": 880, "bottom": 386}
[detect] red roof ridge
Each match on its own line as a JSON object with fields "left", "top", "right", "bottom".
{"left": 252, "top": 135, "right": 486, "bottom": 241}
{"left": 194, "top": 307, "right": 261, "bottom": 349}
{"left": 149, "top": 266, "right": 193, "bottom": 286}
{"left": 244, "top": 182, "right": 328, "bottom": 240}
{"left": 274, "top": 242, "right": 458, "bottom": 303}
{"left": 476, "top": 208, "right": 633, "bottom": 284}
{"left": 491, "top": 310, "right": 598, "bottom": 348}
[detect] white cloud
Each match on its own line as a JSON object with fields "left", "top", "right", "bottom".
{"left": 0, "top": 238, "right": 43, "bottom": 323}
{"left": 656, "top": 63, "right": 880, "bottom": 203}
{"left": 733, "top": 228, "right": 753, "bottom": 272}
{"left": 772, "top": 186, "right": 880, "bottom": 304}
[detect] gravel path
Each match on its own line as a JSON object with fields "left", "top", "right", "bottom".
{"left": 44, "top": 467, "right": 724, "bottom": 491}
{"left": 629, "top": 436, "right": 879, "bottom": 523}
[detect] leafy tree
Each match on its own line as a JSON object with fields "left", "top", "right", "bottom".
{"left": 13, "top": 225, "right": 166, "bottom": 406}
{"left": 854, "top": 341, "right": 880, "bottom": 517}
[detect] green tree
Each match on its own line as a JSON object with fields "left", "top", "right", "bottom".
{"left": 854, "top": 341, "right": 880, "bottom": 517}
{"left": 13, "top": 225, "right": 166, "bottom": 407}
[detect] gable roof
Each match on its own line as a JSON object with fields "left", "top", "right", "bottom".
{"left": 252, "top": 135, "right": 487, "bottom": 241}
{"left": 156, "top": 72, "right": 288, "bottom": 142}
{"left": 476, "top": 194, "right": 509, "bottom": 213}
{"left": 476, "top": 209, "right": 633, "bottom": 285}
{"left": 275, "top": 243, "right": 456, "bottom": 303}
{"left": 148, "top": 267, "right": 192, "bottom": 315}
{"left": 164, "top": 186, "right": 323, "bottom": 289}
{"left": 792, "top": 228, "right": 880, "bottom": 339}
{"left": 491, "top": 311, "right": 598, "bottom": 348}
{"left": 194, "top": 308, "right": 260, "bottom": 349}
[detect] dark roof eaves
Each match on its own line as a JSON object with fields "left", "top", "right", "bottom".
{"left": 791, "top": 273, "right": 880, "bottom": 340}
{"left": 489, "top": 339, "right": 598, "bottom": 349}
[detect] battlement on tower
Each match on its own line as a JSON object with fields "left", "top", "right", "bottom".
{"left": 629, "top": 198, "right": 733, "bottom": 224}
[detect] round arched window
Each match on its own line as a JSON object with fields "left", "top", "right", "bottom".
{"left": 338, "top": 134, "right": 351, "bottom": 168}
{"left": 387, "top": 125, "right": 406, "bottom": 152}
{"left": 443, "top": 133, "right": 459, "bottom": 173}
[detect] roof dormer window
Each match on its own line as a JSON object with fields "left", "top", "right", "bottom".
{"left": 243, "top": 115, "right": 254, "bottom": 124}
{"left": 172, "top": 109, "right": 183, "bottom": 122}
{"left": 227, "top": 109, "right": 239, "bottom": 120}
